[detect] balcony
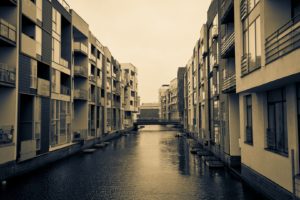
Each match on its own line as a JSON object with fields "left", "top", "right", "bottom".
{"left": 73, "top": 42, "right": 88, "bottom": 56}
{"left": 0, "top": 19, "right": 16, "bottom": 46}
{"left": 220, "top": 0, "right": 233, "bottom": 24}
{"left": 89, "top": 93, "right": 96, "bottom": 103}
{"left": 74, "top": 65, "right": 88, "bottom": 78}
{"left": 265, "top": 14, "right": 300, "bottom": 64}
{"left": 240, "top": 0, "right": 248, "bottom": 20}
{"left": 21, "top": 33, "right": 37, "bottom": 58}
{"left": 222, "top": 73, "right": 236, "bottom": 93}
{"left": 221, "top": 32, "right": 235, "bottom": 58}
{"left": 22, "top": 0, "right": 37, "bottom": 22}
{"left": 89, "top": 75, "right": 96, "bottom": 83}
{"left": 90, "top": 54, "right": 96, "bottom": 63}
{"left": 0, "top": 125, "right": 14, "bottom": 145}
{"left": 74, "top": 89, "right": 88, "bottom": 101}
{"left": 37, "top": 78, "right": 50, "bottom": 97}
{"left": 0, "top": 64, "right": 16, "bottom": 87}
{"left": 61, "top": 85, "right": 71, "bottom": 96}
{"left": 59, "top": 58, "right": 69, "bottom": 69}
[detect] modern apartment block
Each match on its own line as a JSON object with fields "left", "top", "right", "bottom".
{"left": 120, "top": 63, "right": 138, "bottom": 129}
{"left": 0, "top": 0, "right": 139, "bottom": 176}
{"left": 177, "top": 67, "right": 186, "bottom": 122}
{"left": 174, "top": 0, "right": 300, "bottom": 199}
{"left": 158, "top": 84, "right": 169, "bottom": 120}
{"left": 168, "top": 78, "right": 180, "bottom": 121}
{"left": 139, "top": 103, "right": 160, "bottom": 120}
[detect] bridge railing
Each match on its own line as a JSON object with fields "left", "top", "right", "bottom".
{"left": 135, "top": 119, "right": 181, "bottom": 124}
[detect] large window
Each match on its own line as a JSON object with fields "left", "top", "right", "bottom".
{"left": 36, "top": 26, "right": 42, "bottom": 57}
{"left": 266, "top": 88, "right": 288, "bottom": 155}
{"left": 34, "top": 97, "right": 41, "bottom": 151}
{"left": 248, "top": 0, "right": 260, "bottom": 13}
{"left": 52, "top": 8, "right": 61, "bottom": 64}
{"left": 242, "top": 16, "right": 261, "bottom": 73}
{"left": 245, "top": 95, "right": 253, "bottom": 144}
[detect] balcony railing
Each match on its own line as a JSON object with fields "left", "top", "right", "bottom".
{"left": 89, "top": 75, "right": 96, "bottom": 83}
{"left": 74, "top": 89, "right": 88, "bottom": 100}
{"left": 90, "top": 54, "right": 96, "bottom": 63}
{"left": 240, "top": 0, "right": 248, "bottom": 20}
{"left": 74, "top": 65, "right": 88, "bottom": 78}
{"left": 0, "top": 64, "right": 16, "bottom": 87}
{"left": 0, "top": 18, "right": 16, "bottom": 44}
{"left": 73, "top": 42, "right": 88, "bottom": 55}
{"left": 89, "top": 93, "right": 96, "bottom": 102}
{"left": 61, "top": 85, "right": 71, "bottom": 96}
{"left": 59, "top": 58, "right": 69, "bottom": 68}
{"left": 241, "top": 55, "right": 248, "bottom": 76}
{"left": 265, "top": 14, "right": 300, "bottom": 64}
{"left": 0, "top": 125, "right": 14, "bottom": 145}
{"left": 222, "top": 73, "right": 236, "bottom": 93}
{"left": 221, "top": 32, "right": 235, "bottom": 58}
{"left": 37, "top": 78, "right": 50, "bottom": 97}
{"left": 245, "top": 126, "right": 253, "bottom": 144}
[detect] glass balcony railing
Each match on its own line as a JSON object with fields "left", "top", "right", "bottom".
{"left": 0, "top": 18, "right": 16, "bottom": 44}
{"left": 74, "top": 89, "right": 88, "bottom": 100}
{"left": 0, "top": 63, "right": 16, "bottom": 87}
{"left": 74, "top": 65, "right": 88, "bottom": 78}
{"left": 73, "top": 42, "right": 88, "bottom": 55}
{"left": 265, "top": 14, "right": 300, "bottom": 64}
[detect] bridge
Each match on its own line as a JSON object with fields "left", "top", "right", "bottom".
{"left": 133, "top": 119, "right": 182, "bottom": 130}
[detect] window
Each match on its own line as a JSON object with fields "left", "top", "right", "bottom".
{"left": 248, "top": 0, "right": 260, "bottom": 12}
{"left": 52, "top": 38, "right": 60, "bottom": 64}
{"left": 245, "top": 95, "right": 253, "bottom": 144}
{"left": 36, "top": 26, "right": 42, "bottom": 57}
{"left": 242, "top": 16, "right": 261, "bottom": 73}
{"left": 266, "top": 88, "right": 288, "bottom": 155}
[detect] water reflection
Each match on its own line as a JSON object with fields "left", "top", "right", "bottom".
{"left": 0, "top": 125, "right": 265, "bottom": 200}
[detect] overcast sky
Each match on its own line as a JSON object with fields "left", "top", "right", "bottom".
{"left": 67, "top": 0, "right": 210, "bottom": 103}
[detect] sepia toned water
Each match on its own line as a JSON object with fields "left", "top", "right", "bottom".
{"left": 0, "top": 125, "right": 266, "bottom": 200}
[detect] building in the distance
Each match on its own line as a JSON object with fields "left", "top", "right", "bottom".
{"left": 120, "top": 63, "right": 139, "bottom": 129}
{"left": 168, "top": 78, "right": 180, "bottom": 121}
{"left": 139, "top": 103, "right": 160, "bottom": 120}
{"left": 158, "top": 84, "right": 169, "bottom": 120}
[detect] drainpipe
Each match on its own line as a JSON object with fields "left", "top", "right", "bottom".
{"left": 291, "top": 149, "right": 297, "bottom": 200}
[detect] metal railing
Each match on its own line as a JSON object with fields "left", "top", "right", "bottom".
{"left": 240, "top": 0, "right": 248, "bottom": 20}
{"left": 74, "top": 89, "right": 88, "bottom": 100}
{"left": 0, "top": 18, "right": 16, "bottom": 43}
{"left": 89, "top": 75, "right": 96, "bottom": 82}
{"left": 61, "top": 85, "right": 71, "bottom": 96}
{"left": 74, "top": 65, "right": 88, "bottom": 77}
{"left": 0, "top": 64, "right": 16, "bottom": 86}
{"left": 241, "top": 55, "right": 249, "bottom": 76}
{"left": 89, "top": 92, "right": 96, "bottom": 102}
{"left": 0, "top": 125, "right": 14, "bottom": 145}
{"left": 221, "top": 32, "right": 235, "bottom": 57}
{"left": 222, "top": 73, "right": 236, "bottom": 92}
{"left": 265, "top": 14, "right": 300, "bottom": 64}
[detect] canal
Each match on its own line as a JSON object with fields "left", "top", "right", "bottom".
{"left": 0, "top": 125, "right": 266, "bottom": 200}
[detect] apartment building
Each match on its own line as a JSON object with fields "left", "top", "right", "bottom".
{"left": 18, "top": 0, "right": 72, "bottom": 161}
{"left": 158, "top": 84, "right": 169, "bottom": 120}
{"left": 168, "top": 78, "right": 180, "bottom": 121}
{"left": 0, "top": 0, "right": 18, "bottom": 164}
{"left": 120, "top": 63, "right": 138, "bottom": 129}
{"left": 177, "top": 67, "right": 186, "bottom": 122}
{"left": 234, "top": 0, "right": 300, "bottom": 199}
{"left": 0, "top": 0, "right": 139, "bottom": 177}
{"left": 139, "top": 103, "right": 160, "bottom": 120}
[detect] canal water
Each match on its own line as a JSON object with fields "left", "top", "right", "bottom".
{"left": 0, "top": 125, "right": 266, "bottom": 200}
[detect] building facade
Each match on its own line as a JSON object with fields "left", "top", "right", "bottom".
{"left": 0, "top": 0, "right": 139, "bottom": 171}
{"left": 139, "top": 103, "right": 160, "bottom": 120}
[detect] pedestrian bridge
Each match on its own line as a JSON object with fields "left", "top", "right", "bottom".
{"left": 134, "top": 119, "right": 181, "bottom": 126}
